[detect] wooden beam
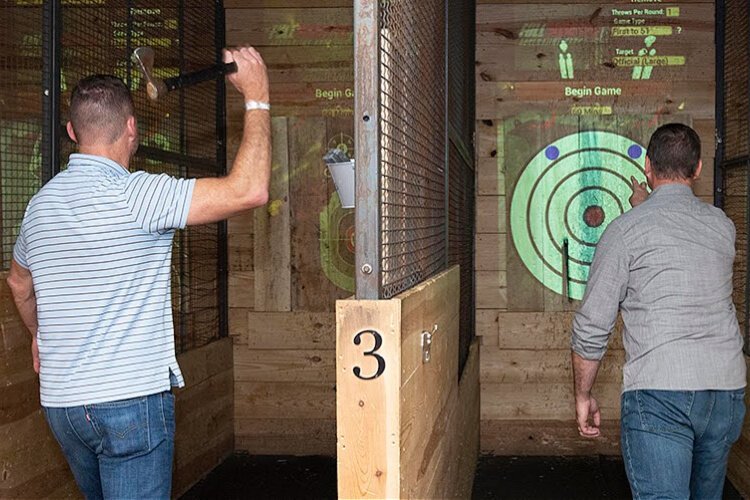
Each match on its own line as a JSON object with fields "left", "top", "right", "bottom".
{"left": 337, "top": 298, "right": 401, "bottom": 499}
{"left": 254, "top": 117, "right": 292, "bottom": 312}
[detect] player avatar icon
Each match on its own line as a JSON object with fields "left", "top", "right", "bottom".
{"left": 558, "top": 40, "right": 575, "bottom": 80}
{"left": 632, "top": 35, "right": 657, "bottom": 80}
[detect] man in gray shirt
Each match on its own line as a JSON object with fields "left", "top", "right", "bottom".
{"left": 571, "top": 123, "right": 746, "bottom": 499}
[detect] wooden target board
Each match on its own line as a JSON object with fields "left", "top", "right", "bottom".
{"left": 476, "top": 1, "right": 714, "bottom": 311}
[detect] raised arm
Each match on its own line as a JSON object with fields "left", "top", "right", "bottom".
{"left": 187, "top": 46, "right": 271, "bottom": 226}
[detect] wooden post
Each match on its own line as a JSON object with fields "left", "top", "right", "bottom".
{"left": 336, "top": 299, "right": 401, "bottom": 499}
{"left": 336, "top": 267, "right": 479, "bottom": 499}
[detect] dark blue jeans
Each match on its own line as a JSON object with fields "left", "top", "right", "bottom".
{"left": 43, "top": 391, "right": 175, "bottom": 500}
{"left": 621, "top": 389, "right": 745, "bottom": 500}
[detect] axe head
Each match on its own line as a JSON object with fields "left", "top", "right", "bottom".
{"left": 132, "top": 47, "right": 167, "bottom": 101}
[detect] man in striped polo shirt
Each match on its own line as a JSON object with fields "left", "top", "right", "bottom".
{"left": 6, "top": 46, "right": 270, "bottom": 499}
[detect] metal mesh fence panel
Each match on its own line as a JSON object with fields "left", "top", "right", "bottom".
{"left": 723, "top": 0, "right": 749, "bottom": 162}
{"left": 378, "top": 0, "right": 447, "bottom": 299}
{"left": 0, "top": 4, "right": 43, "bottom": 270}
{"left": 719, "top": 0, "right": 750, "bottom": 351}
{"left": 447, "top": 0, "right": 476, "bottom": 373}
{"left": 724, "top": 168, "right": 748, "bottom": 334}
{"left": 54, "top": 1, "right": 224, "bottom": 352}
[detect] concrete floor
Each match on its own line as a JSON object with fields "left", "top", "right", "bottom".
{"left": 181, "top": 453, "right": 743, "bottom": 499}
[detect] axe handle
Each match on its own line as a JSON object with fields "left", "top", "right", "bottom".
{"left": 162, "top": 61, "right": 238, "bottom": 92}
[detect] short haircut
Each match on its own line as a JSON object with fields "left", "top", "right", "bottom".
{"left": 69, "top": 75, "right": 135, "bottom": 145}
{"left": 646, "top": 123, "right": 701, "bottom": 180}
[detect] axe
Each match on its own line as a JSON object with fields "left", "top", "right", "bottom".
{"left": 132, "top": 47, "right": 237, "bottom": 101}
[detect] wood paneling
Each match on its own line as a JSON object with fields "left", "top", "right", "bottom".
{"left": 475, "top": 0, "right": 715, "bottom": 457}
{"left": 481, "top": 419, "right": 621, "bottom": 456}
{"left": 336, "top": 267, "right": 479, "bottom": 499}
{"left": 228, "top": 1, "right": 354, "bottom": 457}
{"left": 173, "top": 338, "right": 235, "bottom": 497}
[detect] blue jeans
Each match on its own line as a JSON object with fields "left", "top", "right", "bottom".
{"left": 621, "top": 389, "right": 746, "bottom": 500}
{"left": 43, "top": 391, "right": 175, "bottom": 500}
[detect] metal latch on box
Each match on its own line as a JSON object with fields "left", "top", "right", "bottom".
{"left": 421, "top": 324, "right": 439, "bottom": 364}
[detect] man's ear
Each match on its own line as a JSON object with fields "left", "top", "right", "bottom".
{"left": 693, "top": 160, "right": 703, "bottom": 180}
{"left": 644, "top": 156, "right": 654, "bottom": 184}
{"left": 66, "top": 122, "right": 78, "bottom": 144}
{"left": 126, "top": 116, "right": 137, "bottom": 139}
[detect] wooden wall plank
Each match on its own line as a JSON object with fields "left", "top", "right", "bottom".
{"left": 235, "top": 417, "right": 336, "bottom": 456}
{"left": 289, "top": 116, "right": 351, "bottom": 311}
{"left": 226, "top": 8, "right": 353, "bottom": 48}
{"left": 246, "top": 311, "right": 335, "bottom": 349}
{"left": 234, "top": 347, "right": 335, "bottom": 383}
{"left": 495, "top": 312, "right": 624, "bottom": 350}
{"left": 476, "top": 82, "right": 715, "bottom": 120}
{"left": 481, "top": 419, "right": 621, "bottom": 456}
{"left": 172, "top": 338, "right": 235, "bottom": 497}
{"left": 235, "top": 381, "right": 336, "bottom": 419}
{"left": 254, "top": 117, "right": 292, "bottom": 311}
{"left": 480, "top": 349, "right": 624, "bottom": 384}
{"left": 476, "top": 270, "right": 508, "bottom": 310}
{"left": 481, "top": 381, "right": 621, "bottom": 420}
{"left": 403, "top": 340, "right": 480, "bottom": 499}
{"left": 476, "top": 233, "right": 508, "bottom": 271}
{"left": 476, "top": 195, "right": 506, "bottom": 234}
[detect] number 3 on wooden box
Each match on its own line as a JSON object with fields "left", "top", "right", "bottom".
{"left": 352, "top": 330, "right": 386, "bottom": 380}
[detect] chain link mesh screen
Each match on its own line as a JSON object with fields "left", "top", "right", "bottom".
{"left": 0, "top": 1, "right": 225, "bottom": 352}
{"left": 720, "top": 0, "right": 750, "bottom": 350}
{"left": 0, "top": 4, "right": 43, "bottom": 270}
{"left": 725, "top": 168, "right": 748, "bottom": 333}
{"left": 359, "top": 0, "right": 475, "bottom": 371}
{"left": 723, "top": 0, "right": 749, "bottom": 162}
{"left": 447, "top": 0, "right": 476, "bottom": 374}
{"left": 379, "top": 0, "right": 447, "bottom": 299}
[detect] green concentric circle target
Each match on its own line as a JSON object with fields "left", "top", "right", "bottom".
{"left": 510, "top": 131, "right": 646, "bottom": 300}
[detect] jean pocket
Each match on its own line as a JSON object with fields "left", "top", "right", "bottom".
{"left": 724, "top": 390, "right": 746, "bottom": 447}
{"left": 88, "top": 397, "right": 150, "bottom": 458}
{"left": 634, "top": 390, "right": 693, "bottom": 433}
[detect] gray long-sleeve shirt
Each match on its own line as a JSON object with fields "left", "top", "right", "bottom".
{"left": 571, "top": 183, "right": 746, "bottom": 392}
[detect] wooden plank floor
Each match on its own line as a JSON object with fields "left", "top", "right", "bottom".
{"left": 181, "top": 453, "right": 742, "bottom": 499}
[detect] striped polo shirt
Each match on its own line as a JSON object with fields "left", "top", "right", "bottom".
{"left": 13, "top": 153, "right": 196, "bottom": 407}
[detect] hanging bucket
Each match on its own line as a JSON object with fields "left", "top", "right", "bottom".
{"left": 327, "top": 159, "right": 356, "bottom": 209}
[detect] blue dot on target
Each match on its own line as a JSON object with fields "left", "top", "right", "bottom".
{"left": 545, "top": 146, "right": 560, "bottom": 160}
{"left": 628, "top": 144, "right": 643, "bottom": 159}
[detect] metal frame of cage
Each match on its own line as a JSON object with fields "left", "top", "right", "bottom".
{"left": 36, "top": 0, "right": 228, "bottom": 352}
{"left": 354, "top": 0, "right": 476, "bottom": 370}
{"left": 716, "top": 0, "right": 750, "bottom": 355}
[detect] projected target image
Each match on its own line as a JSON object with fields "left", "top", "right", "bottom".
{"left": 510, "top": 130, "right": 646, "bottom": 300}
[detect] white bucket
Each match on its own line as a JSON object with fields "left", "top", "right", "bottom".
{"left": 327, "top": 160, "right": 356, "bottom": 208}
